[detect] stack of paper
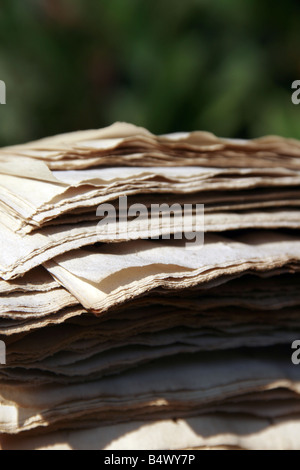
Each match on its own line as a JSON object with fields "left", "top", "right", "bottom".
{"left": 0, "top": 123, "right": 300, "bottom": 450}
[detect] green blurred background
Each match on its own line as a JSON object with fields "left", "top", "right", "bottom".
{"left": 0, "top": 0, "right": 299, "bottom": 146}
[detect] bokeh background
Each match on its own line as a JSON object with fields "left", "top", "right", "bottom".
{"left": 0, "top": 0, "right": 299, "bottom": 146}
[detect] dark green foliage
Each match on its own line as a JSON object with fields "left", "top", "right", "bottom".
{"left": 0, "top": 0, "right": 299, "bottom": 145}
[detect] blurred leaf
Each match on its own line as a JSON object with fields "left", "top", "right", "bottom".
{"left": 0, "top": 0, "right": 299, "bottom": 144}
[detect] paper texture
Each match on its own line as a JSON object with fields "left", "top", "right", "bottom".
{"left": 1, "top": 123, "right": 300, "bottom": 450}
